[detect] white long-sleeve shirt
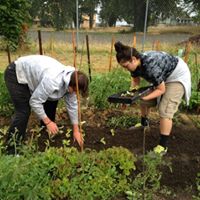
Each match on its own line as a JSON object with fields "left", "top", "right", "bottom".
{"left": 14, "top": 55, "right": 78, "bottom": 124}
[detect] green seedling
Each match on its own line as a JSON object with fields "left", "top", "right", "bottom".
{"left": 100, "top": 137, "right": 106, "bottom": 145}
{"left": 110, "top": 129, "right": 115, "bottom": 136}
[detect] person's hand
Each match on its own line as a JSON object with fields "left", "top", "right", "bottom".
{"left": 46, "top": 121, "right": 58, "bottom": 135}
{"left": 73, "top": 130, "right": 84, "bottom": 148}
{"left": 121, "top": 104, "right": 127, "bottom": 109}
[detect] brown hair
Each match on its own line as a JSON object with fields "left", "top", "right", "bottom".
{"left": 114, "top": 41, "right": 141, "bottom": 63}
{"left": 69, "top": 71, "right": 89, "bottom": 97}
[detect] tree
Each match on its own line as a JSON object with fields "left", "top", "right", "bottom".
{"left": 81, "top": 0, "right": 99, "bottom": 29}
{"left": 29, "top": 0, "right": 76, "bottom": 30}
{"left": 0, "top": 0, "right": 31, "bottom": 49}
{"left": 99, "top": 0, "right": 122, "bottom": 27}
{"left": 181, "top": 0, "right": 200, "bottom": 23}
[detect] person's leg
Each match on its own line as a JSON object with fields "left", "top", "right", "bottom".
{"left": 158, "top": 82, "right": 184, "bottom": 150}
{"left": 4, "top": 63, "right": 31, "bottom": 154}
{"left": 40, "top": 100, "right": 58, "bottom": 126}
{"left": 140, "top": 105, "right": 150, "bottom": 126}
{"left": 140, "top": 98, "right": 157, "bottom": 126}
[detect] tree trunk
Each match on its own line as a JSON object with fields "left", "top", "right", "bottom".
{"left": 89, "top": 13, "right": 94, "bottom": 29}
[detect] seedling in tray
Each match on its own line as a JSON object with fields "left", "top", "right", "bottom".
{"left": 108, "top": 86, "right": 154, "bottom": 105}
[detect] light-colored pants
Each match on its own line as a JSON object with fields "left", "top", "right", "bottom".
{"left": 141, "top": 82, "right": 184, "bottom": 119}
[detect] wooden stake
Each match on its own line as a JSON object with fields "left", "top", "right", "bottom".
{"left": 133, "top": 32, "right": 136, "bottom": 48}
{"left": 38, "top": 30, "right": 43, "bottom": 55}
{"left": 155, "top": 40, "right": 160, "bottom": 51}
{"left": 152, "top": 40, "right": 156, "bottom": 50}
{"left": 72, "top": 31, "right": 83, "bottom": 151}
{"left": 184, "top": 41, "right": 191, "bottom": 64}
{"left": 7, "top": 45, "right": 11, "bottom": 64}
{"left": 86, "top": 35, "right": 92, "bottom": 82}
{"left": 79, "top": 38, "right": 85, "bottom": 69}
{"left": 72, "top": 31, "right": 77, "bottom": 67}
{"left": 109, "top": 35, "right": 115, "bottom": 72}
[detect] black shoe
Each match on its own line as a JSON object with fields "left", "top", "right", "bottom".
{"left": 141, "top": 117, "right": 149, "bottom": 127}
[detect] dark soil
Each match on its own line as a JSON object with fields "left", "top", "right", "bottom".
{"left": 1, "top": 107, "right": 200, "bottom": 199}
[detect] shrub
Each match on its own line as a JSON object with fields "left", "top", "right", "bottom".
{"left": 0, "top": 146, "right": 137, "bottom": 200}
{"left": 0, "top": 71, "right": 13, "bottom": 116}
{"left": 89, "top": 68, "right": 130, "bottom": 109}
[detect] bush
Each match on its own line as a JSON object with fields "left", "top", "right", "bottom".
{"left": 0, "top": 71, "right": 13, "bottom": 116}
{"left": 193, "top": 172, "right": 200, "bottom": 200}
{"left": 89, "top": 68, "right": 130, "bottom": 109}
{"left": 0, "top": 146, "right": 137, "bottom": 200}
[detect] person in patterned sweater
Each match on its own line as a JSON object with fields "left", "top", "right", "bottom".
{"left": 114, "top": 41, "right": 191, "bottom": 154}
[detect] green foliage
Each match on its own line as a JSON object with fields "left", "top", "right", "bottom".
{"left": 0, "top": 146, "right": 136, "bottom": 200}
{"left": 189, "top": 91, "right": 200, "bottom": 110}
{"left": 0, "top": 152, "right": 57, "bottom": 199}
{"left": 89, "top": 68, "right": 130, "bottom": 109}
{"left": 181, "top": 56, "right": 200, "bottom": 111}
{"left": 193, "top": 172, "right": 200, "bottom": 200}
{"left": 81, "top": 0, "right": 99, "bottom": 29}
{"left": 126, "top": 151, "right": 171, "bottom": 200}
{"left": 107, "top": 115, "right": 140, "bottom": 129}
{"left": 0, "top": 72, "right": 13, "bottom": 117}
{"left": 0, "top": 0, "right": 31, "bottom": 49}
{"left": 51, "top": 147, "right": 136, "bottom": 199}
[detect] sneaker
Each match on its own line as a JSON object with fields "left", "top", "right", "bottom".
{"left": 128, "top": 123, "right": 143, "bottom": 130}
{"left": 128, "top": 122, "right": 150, "bottom": 131}
{"left": 153, "top": 145, "right": 167, "bottom": 155}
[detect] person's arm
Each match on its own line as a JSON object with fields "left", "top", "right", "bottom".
{"left": 142, "top": 81, "right": 165, "bottom": 100}
{"left": 30, "top": 77, "right": 59, "bottom": 134}
{"left": 66, "top": 93, "right": 83, "bottom": 146}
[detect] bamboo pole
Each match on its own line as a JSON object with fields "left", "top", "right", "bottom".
{"left": 38, "top": 30, "right": 43, "bottom": 55}
{"left": 86, "top": 35, "right": 92, "bottom": 82}
{"left": 79, "top": 38, "right": 85, "bottom": 69}
{"left": 109, "top": 35, "right": 115, "bottom": 72}
{"left": 132, "top": 32, "right": 136, "bottom": 48}
{"left": 72, "top": 31, "right": 83, "bottom": 151}
{"left": 155, "top": 40, "right": 160, "bottom": 51}
{"left": 152, "top": 40, "right": 156, "bottom": 50}
{"left": 184, "top": 41, "right": 191, "bottom": 63}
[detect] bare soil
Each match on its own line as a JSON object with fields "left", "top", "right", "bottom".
{"left": 1, "top": 107, "right": 200, "bottom": 199}
{"left": 34, "top": 107, "right": 200, "bottom": 199}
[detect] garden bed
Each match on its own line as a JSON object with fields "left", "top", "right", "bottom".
{"left": 25, "top": 107, "right": 200, "bottom": 199}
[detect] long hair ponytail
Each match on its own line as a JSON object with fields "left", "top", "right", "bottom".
{"left": 114, "top": 41, "right": 141, "bottom": 63}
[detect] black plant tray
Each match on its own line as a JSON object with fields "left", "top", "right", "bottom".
{"left": 107, "top": 86, "right": 154, "bottom": 105}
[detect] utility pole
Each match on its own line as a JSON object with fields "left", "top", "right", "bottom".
{"left": 142, "top": 0, "right": 149, "bottom": 52}
{"left": 76, "top": 0, "right": 79, "bottom": 50}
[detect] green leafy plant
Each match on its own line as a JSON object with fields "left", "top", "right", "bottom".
{"left": 193, "top": 172, "right": 200, "bottom": 200}
{"left": 126, "top": 151, "right": 171, "bottom": 200}
{"left": 51, "top": 146, "right": 136, "bottom": 200}
{"left": 0, "top": 139, "right": 137, "bottom": 200}
{"left": 0, "top": 0, "right": 31, "bottom": 49}
{"left": 0, "top": 72, "right": 13, "bottom": 116}
{"left": 107, "top": 115, "right": 140, "bottom": 129}
{"left": 89, "top": 68, "right": 130, "bottom": 109}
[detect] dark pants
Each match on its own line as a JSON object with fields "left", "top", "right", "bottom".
{"left": 4, "top": 62, "right": 58, "bottom": 154}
